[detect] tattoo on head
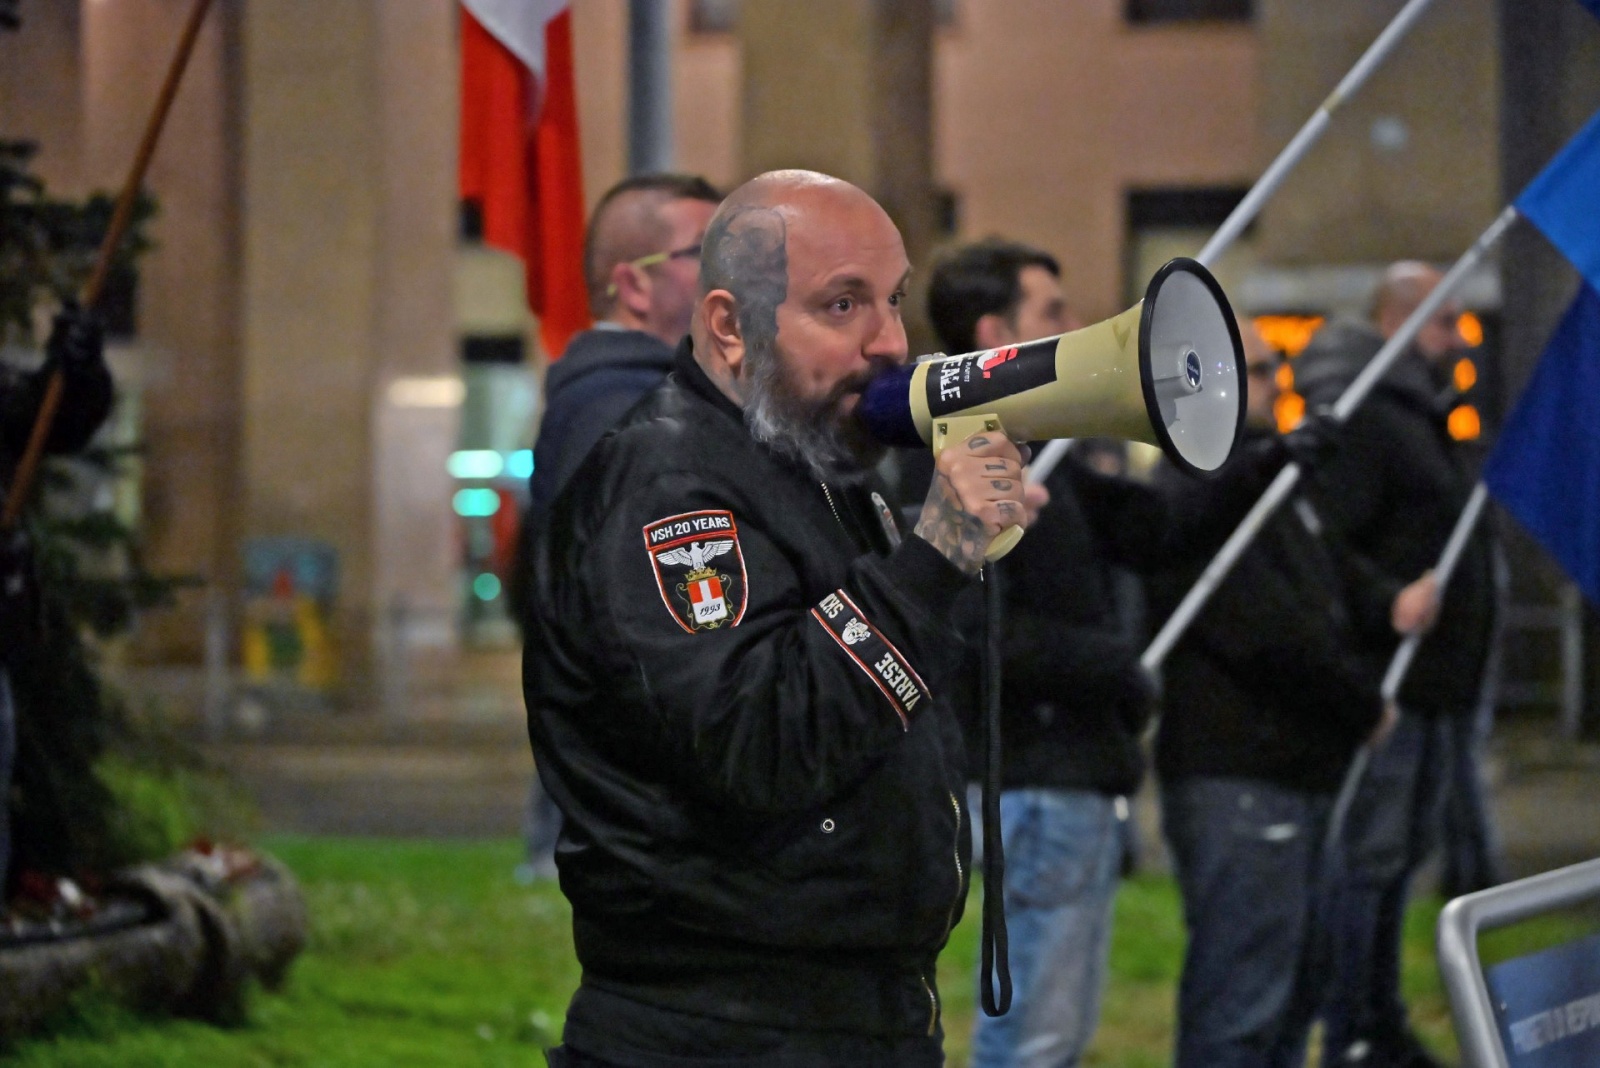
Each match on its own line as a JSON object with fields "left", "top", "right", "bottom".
{"left": 704, "top": 205, "right": 882, "bottom": 481}
{"left": 701, "top": 206, "right": 787, "bottom": 361}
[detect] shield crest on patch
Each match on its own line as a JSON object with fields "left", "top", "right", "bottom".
{"left": 643, "top": 510, "right": 749, "bottom": 633}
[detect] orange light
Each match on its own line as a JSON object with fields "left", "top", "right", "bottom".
{"left": 1276, "top": 364, "right": 1296, "bottom": 391}
{"left": 1275, "top": 391, "right": 1306, "bottom": 435}
{"left": 1254, "top": 315, "right": 1326, "bottom": 359}
{"left": 1457, "top": 311, "right": 1483, "bottom": 348}
{"left": 1448, "top": 404, "right": 1481, "bottom": 441}
{"left": 1454, "top": 358, "right": 1478, "bottom": 393}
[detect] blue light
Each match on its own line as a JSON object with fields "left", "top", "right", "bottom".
{"left": 448, "top": 449, "right": 504, "bottom": 479}
{"left": 453, "top": 488, "right": 501, "bottom": 517}
{"left": 506, "top": 449, "right": 534, "bottom": 480}
{"left": 472, "top": 572, "right": 502, "bottom": 600}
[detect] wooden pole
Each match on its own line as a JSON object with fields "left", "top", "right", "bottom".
{"left": 1, "top": 0, "right": 215, "bottom": 530}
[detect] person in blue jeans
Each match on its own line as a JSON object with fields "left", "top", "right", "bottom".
{"left": 926, "top": 242, "right": 1155, "bottom": 1067}
{"left": 1148, "top": 321, "right": 1433, "bottom": 1068}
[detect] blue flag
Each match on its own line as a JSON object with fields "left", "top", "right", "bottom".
{"left": 1516, "top": 108, "right": 1600, "bottom": 292}
{"left": 1582, "top": 0, "right": 1600, "bottom": 21}
{"left": 1484, "top": 283, "right": 1600, "bottom": 607}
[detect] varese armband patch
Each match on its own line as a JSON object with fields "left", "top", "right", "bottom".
{"left": 810, "top": 589, "right": 931, "bottom": 728}
{"left": 644, "top": 510, "right": 749, "bottom": 633}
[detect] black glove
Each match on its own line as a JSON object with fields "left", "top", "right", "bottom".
{"left": 1279, "top": 405, "right": 1341, "bottom": 471}
{"left": 45, "top": 302, "right": 105, "bottom": 376}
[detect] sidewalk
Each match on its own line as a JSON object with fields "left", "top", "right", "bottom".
{"left": 147, "top": 654, "right": 1600, "bottom": 875}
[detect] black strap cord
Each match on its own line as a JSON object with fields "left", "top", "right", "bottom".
{"left": 978, "top": 561, "right": 1011, "bottom": 1017}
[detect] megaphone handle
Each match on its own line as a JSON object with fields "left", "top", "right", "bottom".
{"left": 930, "top": 413, "right": 1027, "bottom": 563}
{"left": 985, "top": 525, "right": 1024, "bottom": 561}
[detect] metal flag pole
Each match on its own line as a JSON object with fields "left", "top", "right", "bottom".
{"left": 0, "top": 0, "right": 215, "bottom": 531}
{"left": 1030, "top": 0, "right": 1442, "bottom": 483}
{"left": 1140, "top": 206, "right": 1521, "bottom": 673}
{"left": 1380, "top": 481, "right": 1492, "bottom": 702}
{"left": 1325, "top": 481, "right": 1493, "bottom": 850}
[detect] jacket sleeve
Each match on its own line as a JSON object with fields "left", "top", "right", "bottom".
{"left": 1002, "top": 606, "right": 1153, "bottom": 732}
{"left": 1304, "top": 406, "right": 1406, "bottom": 616}
{"left": 1069, "top": 442, "right": 1287, "bottom": 573}
{"left": 549, "top": 390, "right": 649, "bottom": 502}
{"left": 1159, "top": 538, "right": 1381, "bottom": 736}
{"left": 589, "top": 469, "right": 974, "bottom": 815}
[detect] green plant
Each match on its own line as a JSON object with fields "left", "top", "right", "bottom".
{"left": 3, "top": 135, "right": 185, "bottom": 883}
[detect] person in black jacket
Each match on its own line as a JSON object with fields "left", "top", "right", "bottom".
{"left": 1151, "top": 320, "right": 1431, "bottom": 1068}
{"left": 512, "top": 174, "right": 721, "bottom": 880}
{"left": 525, "top": 170, "right": 1032, "bottom": 1066}
{"left": 925, "top": 239, "right": 1152, "bottom": 1068}
{"left": 1, "top": 304, "right": 113, "bottom": 899}
{"left": 1297, "top": 263, "right": 1499, "bottom": 1068}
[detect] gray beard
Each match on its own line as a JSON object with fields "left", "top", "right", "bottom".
{"left": 742, "top": 339, "right": 881, "bottom": 484}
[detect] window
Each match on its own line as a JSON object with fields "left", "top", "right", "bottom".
{"left": 1126, "top": 0, "right": 1252, "bottom": 24}
{"left": 689, "top": 0, "right": 959, "bottom": 36}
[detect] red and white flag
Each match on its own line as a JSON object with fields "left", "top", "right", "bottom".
{"left": 458, "top": 0, "right": 591, "bottom": 360}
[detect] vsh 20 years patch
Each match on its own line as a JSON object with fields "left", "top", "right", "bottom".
{"left": 643, "top": 509, "right": 749, "bottom": 633}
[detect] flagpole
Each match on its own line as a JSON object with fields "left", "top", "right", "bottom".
{"left": 1380, "top": 481, "right": 1492, "bottom": 703}
{"left": 0, "top": 0, "right": 214, "bottom": 531}
{"left": 1031, "top": 0, "right": 1442, "bottom": 483}
{"left": 1317, "top": 480, "right": 1497, "bottom": 851}
{"left": 1140, "top": 205, "right": 1521, "bottom": 673}
{"left": 1194, "top": 0, "right": 1441, "bottom": 268}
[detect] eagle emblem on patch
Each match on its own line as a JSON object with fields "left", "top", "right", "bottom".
{"left": 643, "top": 510, "right": 749, "bottom": 633}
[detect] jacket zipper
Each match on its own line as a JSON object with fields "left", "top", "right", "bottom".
{"left": 820, "top": 482, "right": 847, "bottom": 535}
{"left": 922, "top": 790, "right": 963, "bottom": 1036}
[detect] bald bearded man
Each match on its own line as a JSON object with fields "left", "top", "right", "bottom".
{"left": 524, "top": 171, "right": 1031, "bottom": 1066}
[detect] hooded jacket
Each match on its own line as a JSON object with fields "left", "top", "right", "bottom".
{"left": 1149, "top": 428, "right": 1390, "bottom": 793}
{"left": 989, "top": 455, "right": 1156, "bottom": 797}
{"left": 509, "top": 327, "right": 677, "bottom": 629}
{"left": 1295, "top": 319, "right": 1497, "bottom": 716}
{"left": 524, "top": 339, "right": 977, "bottom": 1046}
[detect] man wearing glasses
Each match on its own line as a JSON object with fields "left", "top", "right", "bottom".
{"left": 512, "top": 173, "right": 721, "bottom": 879}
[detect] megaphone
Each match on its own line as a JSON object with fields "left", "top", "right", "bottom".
{"left": 859, "top": 257, "right": 1247, "bottom": 560}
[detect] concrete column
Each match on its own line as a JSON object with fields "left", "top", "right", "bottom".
{"left": 370, "top": 0, "right": 460, "bottom": 652}
{"left": 239, "top": 0, "right": 459, "bottom": 665}
{"left": 737, "top": 0, "right": 937, "bottom": 347}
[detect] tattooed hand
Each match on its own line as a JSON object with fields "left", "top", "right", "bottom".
{"left": 914, "top": 433, "right": 1031, "bottom": 575}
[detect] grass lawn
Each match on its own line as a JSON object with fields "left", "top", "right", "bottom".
{"left": 4, "top": 836, "right": 1584, "bottom": 1066}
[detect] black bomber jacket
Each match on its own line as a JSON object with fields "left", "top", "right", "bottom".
{"left": 523, "top": 339, "right": 977, "bottom": 1041}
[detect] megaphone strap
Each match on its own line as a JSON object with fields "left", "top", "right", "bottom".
{"left": 979, "top": 563, "right": 1013, "bottom": 1018}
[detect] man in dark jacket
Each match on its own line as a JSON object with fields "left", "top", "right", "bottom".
{"left": 526, "top": 170, "right": 1031, "bottom": 1065}
{"left": 513, "top": 173, "right": 721, "bottom": 879}
{"left": 1297, "top": 262, "right": 1497, "bottom": 1068}
{"left": 1151, "top": 320, "right": 1424, "bottom": 1068}
{"left": 1, "top": 304, "right": 113, "bottom": 898}
{"left": 925, "top": 239, "right": 1150, "bottom": 1068}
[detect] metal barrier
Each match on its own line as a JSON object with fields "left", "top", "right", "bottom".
{"left": 1437, "top": 856, "right": 1600, "bottom": 1067}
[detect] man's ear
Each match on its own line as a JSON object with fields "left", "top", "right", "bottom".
{"left": 610, "top": 262, "right": 651, "bottom": 321}
{"left": 701, "top": 289, "right": 745, "bottom": 377}
{"left": 974, "top": 312, "right": 1014, "bottom": 351}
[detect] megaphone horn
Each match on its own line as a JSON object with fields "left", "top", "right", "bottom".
{"left": 858, "top": 257, "right": 1247, "bottom": 560}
